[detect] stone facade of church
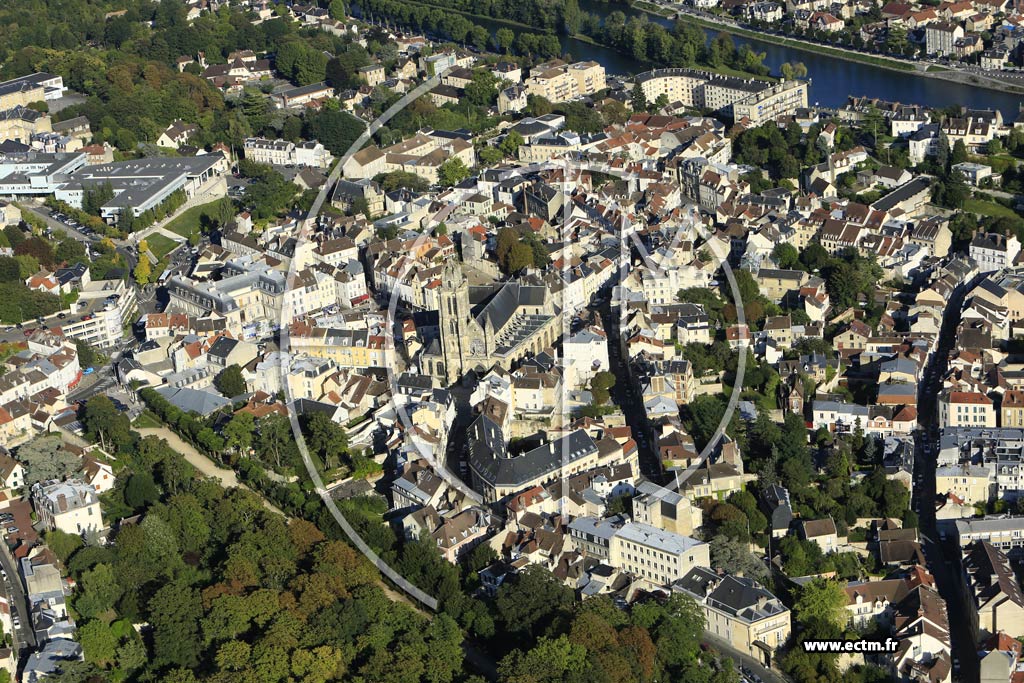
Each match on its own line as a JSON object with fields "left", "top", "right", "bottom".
{"left": 422, "top": 258, "right": 561, "bottom": 385}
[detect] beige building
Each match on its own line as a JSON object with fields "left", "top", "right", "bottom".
{"left": 1002, "top": 389, "right": 1024, "bottom": 427}
{"left": 939, "top": 390, "right": 996, "bottom": 428}
{"left": 675, "top": 567, "right": 792, "bottom": 666}
{"left": 31, "top": 479, "right": 102, "bottom": 535}
{"left": 609, "top": 522, "right": 709, "bottom": 587}
{"left": 634, "top": 68, "right": 807, "bottom": 124}
{"left": 963, "top": 541, "right": 1024, "bottom": 639}
{"left": 524, "top": 60, "right": 606, "bottom": 102}
{"left": 935, "top": 464, "right": 992, "bottom": 506}
{"left": 632, "top": 480, "right": 703, "bottom": 536}
{"left": 357, "top": 64, "right": 386, "bottom": 87}
{"left": 0, "top": 106, "right": 51, "bottom": 143}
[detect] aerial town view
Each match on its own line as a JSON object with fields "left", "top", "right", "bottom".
{"left": 7, "top": 0, "right": 1024, "bottom": 682}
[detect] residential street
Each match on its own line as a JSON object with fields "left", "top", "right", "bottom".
{"left": 0, "top": 542, "right": 35, "bottom": 652}
{"left": 915, "top": 271, "right": 979, "bottom": 683}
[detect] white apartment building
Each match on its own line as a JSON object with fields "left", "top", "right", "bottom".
{"left": 31, "top": 479, "right": 102, "bottom": 535}
{"left": 609, "top": 522, "right": 710, "bottom": 587}
{"left": 244, "top": 138, "right": 333, "bottom": 169}
{"left": 939, "top": 391, "right": 996, "bottom": 428}
{"left": 60, "top": 278, "right": 138, "bottom": 349}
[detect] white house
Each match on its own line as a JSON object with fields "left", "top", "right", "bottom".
{"left": 31, "top": 479, "right": 102, "bottom": 535}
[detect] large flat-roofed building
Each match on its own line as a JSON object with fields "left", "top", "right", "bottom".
{"left": 0, "top": 151, "right": 86, "bottom": 195}
{"left": 54, "top": 154, "right": 227, "bottom": 221}
{"left": 58, "top": 278, "right": 138, "bottom": 349}
{"left": 609, "top": 522, "right": 709, "bottom": 587}
{"left": 524, "top": 60, "right": 606, "bottom": 102}
{"left": 0, "top": 73, "right": 65, "bottom": 109}
{"left": 732, "top": 80, "right": 809, "bottom": 125}
{"left": 634, "top": 69, "right": 808, "bottom": 124}
{"left": 954, "top": 516, "right": 1024, "bottom": 559}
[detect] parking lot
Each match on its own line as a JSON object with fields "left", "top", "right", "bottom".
{"left": 1, "top": 500, "right": 37, "bottom": 547}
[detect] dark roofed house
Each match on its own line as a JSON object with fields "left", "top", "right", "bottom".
{"left": 798, "top": 517, "right": 839, "bottom": 554}
{"left": 674, "top": 566, "right": 791, "bottom": 665}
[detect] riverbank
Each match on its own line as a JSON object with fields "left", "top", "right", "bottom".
{"left": 360, "top": 0, "right": 773, "bottom": 81}
{"left": 634, "top": 2, "right": 1024, "bottom": 96}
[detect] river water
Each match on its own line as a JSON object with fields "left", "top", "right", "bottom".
{"left": 499, "top": 0, "right": 1024, "bottom": 115}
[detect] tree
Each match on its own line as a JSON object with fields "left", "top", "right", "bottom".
{"left": 76, "top": 563, "right": 123, "bottom": 619}
{"left": 495, "top": 565, "right": 575, "bottom": 646}
{"left": 631, "top": 82, "right": 648, "bottom": 113}
{"left": 223, "top": 412, "right": 256, "bottom": 453}
{"left": 590, "top": 371, "right": 616, "bottom": 406}
{"left": 124, "top": 471, "right": 160, "bottom": 511}
{"left": 214, "top": 365, "right": 246, "bottom": 398}
{"left": 45, "top": 529, "right": 83, "bottom": 564}
{"left": 133, "top": 255, "right": 151, "bottom": 285}
{"left": 772, "top": 242, "right": 800, "bottom": 269}
{"left": 84, "top": 395, "right": 132, "bottom": 453}
{"left": 149, "top": 581, "right": 203, "bottom": 668}
{"left": 951, "top": 138, "right": 968, "bottom": 166}
{"left": 709, "top": 536, "right": 769, "bottom": 583}
{"left": 499, "top": 131, "right": 524, "bottom": 157}
{"left": 257, "top": 413, "right": 298, "bottom": 472}
{"left": 438, "top": 158, "right": 470, "bottom": 187}
{"left": 794, "top": 578, "right": 848, "bottom": 634}
{"left": 465, "top": 71, "right": 500, "bottom": 107}
{"left": 55, "top": 238, "right": 86, "bottom": 265}
{"left": 498, "top": 635, "right": 588, "bottom": 683}
{"left": 496, "top": 28, "right": 515, "bottom": 53}
{"left": 79, "top": 620, "right": 118, "bottom": 666}
{"left": 304, "top": 412, "right": 348, "bottom": 470}
{"left": 14, "top": 435, "right": 81, "bottom": 485}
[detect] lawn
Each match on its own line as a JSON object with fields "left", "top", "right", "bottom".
{"left": 164, "top": 200, "right": 222, "bottom": 239}
{"left": 132, "top": 410, "right": 163, "bottom": 429}
{"left": 964, "top": 197, "right": 1021, "bottom": 220}
{"left": 145, "top": 233, "right": 180, "bottom": 260}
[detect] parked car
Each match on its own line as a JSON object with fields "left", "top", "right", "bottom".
{"left": 83, "top": 367, "right": 95, "bottom": 375}
{"left": 5, "top": 527, "right": 18, "bottom": 534}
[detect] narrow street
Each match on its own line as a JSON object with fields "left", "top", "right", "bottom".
{"left": 596, "top": 300, "right": 664, "bottom": 482}
{"left": 0, "top": 543, "right": 35, "bottom": 653}
{"left": 914, "top": 272, "right": 979, "bottom": 683}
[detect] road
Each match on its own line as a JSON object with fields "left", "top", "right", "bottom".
{"left": 0, "top": 542, "right": 35, "bottom": 651}
{"left": 597, "top": 300, "right": 663, "bottom": 481}
{"left": 702, "top": 634, "right": 788, "bottom": 683}
{"left": 914, "top": 270, "right": 979, "bottom": 683}
{"left": 24, "top": 204, "right": 139, "bottom": 274}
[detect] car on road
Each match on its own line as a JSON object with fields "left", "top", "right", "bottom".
{"left": 12, "top": 617, "right": 20, "bottom": 628}
{"left": 57, "top": 313, "right": 66, "bottom": 319}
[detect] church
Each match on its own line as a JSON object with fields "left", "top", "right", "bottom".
{"left": 420, "top": 258, "right": 561, "bottom": 386}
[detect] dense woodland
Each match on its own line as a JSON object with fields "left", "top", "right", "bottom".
{"left": 40, "top": 392, "right": 757, "bottom": 683}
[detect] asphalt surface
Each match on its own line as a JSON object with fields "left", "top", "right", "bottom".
{"left": 0, "top": 542, "right": 35, "bottom": 651}
{"left": 914, "top": 271, "right": 980, "bottom": 683}
{"left": 597, "top": 300, "right": 663, "bottom": 481}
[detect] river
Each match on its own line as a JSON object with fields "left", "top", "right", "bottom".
{"left": 475, "top": 0, "right": 1024, "bottom": 115}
